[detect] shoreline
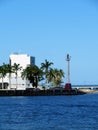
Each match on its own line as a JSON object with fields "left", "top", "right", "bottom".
{"left": 78, "top": 88, "right": 98, "bottom": 93}
{"left": 0, "top": 89, "right": 87, "bottom": 96}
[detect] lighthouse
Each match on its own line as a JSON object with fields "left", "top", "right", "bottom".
{"left": 65, "top": 54, "right": 72, "bottom": 90}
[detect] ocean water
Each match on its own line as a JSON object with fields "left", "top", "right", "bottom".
{"left": 0, "top": 94, "right": 98, "bottom": 130}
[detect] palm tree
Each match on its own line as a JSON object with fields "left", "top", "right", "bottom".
{"left": 12, "top": 63, "right": 22, "bottom": 90}
{"left": 59, "top": 69, "right": 65, "bottom": 79}
{"left": 53, "top": 68, "right": 64, "bottom": 86}
{"left": 21, "top": 65, "right": 33, "bottom": 86}
{"left": 21, "top": 65, "right": 43, "bottom": 88}
{"left": 41, "top": 59, "right": 53, "bottom": 87}
{"left": 47, "top": 68, "right": 55, "bottom": 86}
{"left": 0, "top": 64, "right": 8, "bottom": 89}
{"left": 47, "top": 68, "right": 64, "bottom": 87}
{"left": 32, "top": 65, "right": 44, "bottom": 88}
{"left": 5, "top": 64, "right": 13, "bottom": 89}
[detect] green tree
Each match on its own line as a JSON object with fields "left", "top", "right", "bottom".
{"left": 47, "top": 68, "right": 64, "bottom": 87}
{"left": 5, "top": 64, "right": 13, "bottom": 89}
{"left": 21, "top": 65, "right": 43, "bottom": 88}
{"left": 41, "top": 59, "right": 53, "bottom": 87}
{"left": 47, "top": 68, "right": 55, "bottom": 85}
{"left": 12, "top": 63, "right": 22, "bottom": 90}
{"left": 0, "top": 64, "right": 8, "bottom": 89}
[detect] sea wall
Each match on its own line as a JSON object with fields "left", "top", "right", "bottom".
{"left": 0, "top": 89, "right": 86, "bottom": 96}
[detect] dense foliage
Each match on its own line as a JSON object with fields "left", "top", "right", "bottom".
{"left": 0, "top": 59, "right": 64, "bottom": 89}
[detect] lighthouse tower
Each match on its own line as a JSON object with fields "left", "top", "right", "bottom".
{"left": 65, "top": 54, "right": 72, "bottom": 90}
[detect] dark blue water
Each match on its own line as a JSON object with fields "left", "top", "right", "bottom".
{"left": 0, "top": 94, "right": 98, "bottom": 130}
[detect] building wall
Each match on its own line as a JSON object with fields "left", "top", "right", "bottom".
{"left": 10, "top": 53, "right": 35, "bottom": 75}
{"left": 10, "top": 53, "right": 35, "bottom": 90}
{"left": 0, "top": 53, "right": 35, "bottom": 90}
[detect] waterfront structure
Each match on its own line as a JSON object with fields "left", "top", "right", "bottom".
{"left": 0, "top": 53, "right": 35, "bottom": 90}
{"left": 65, "top": 54, "right": 72, "bottom": 90}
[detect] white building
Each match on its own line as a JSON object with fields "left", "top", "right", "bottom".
{"left": 0, "top": 53, "right": 35, "bottom": 90}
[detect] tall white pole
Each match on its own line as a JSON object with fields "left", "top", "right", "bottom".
{"left": 65, "top": 54, "right": 72, "bottom": 90}
{"left": 66, "top": 54, "right": 71, "bottom": 84}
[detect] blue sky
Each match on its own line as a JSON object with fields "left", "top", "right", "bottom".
{"left": 0, "top": 0, "right": 98, "bottom": 85}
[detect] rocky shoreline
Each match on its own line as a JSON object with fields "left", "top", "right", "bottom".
{"left": 0, "top": 89, "right": 87, "bottom": 96}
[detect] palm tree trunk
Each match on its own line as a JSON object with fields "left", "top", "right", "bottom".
{"left": 16, "top": 75, "right": 17, "bottom": 90}
{"left": 2, "top": 77, "right": 4, "bottom": 89}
